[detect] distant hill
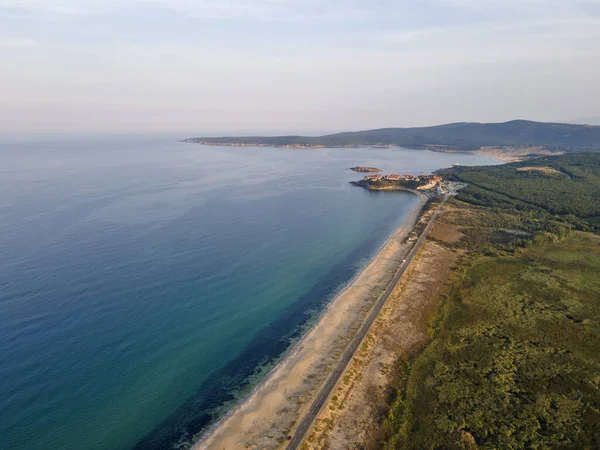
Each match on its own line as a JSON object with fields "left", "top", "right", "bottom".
{"left": 184, "top": 120, "right": 600, "bottom": 153}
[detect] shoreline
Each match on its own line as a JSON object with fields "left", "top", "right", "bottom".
{"left": 193, "top": 191, "right": 427, "bottom": 449}
{"left": 184, "top": 140, "right": 558, "bottom": 164}
{"left": 473, "top": 149, "right": 519, "bottom": 163}
{"left": 305, "top": 237, "right": 459, "bottom": 449}
{"left": 472, "top": 147, "right": 564, "bottom": 163}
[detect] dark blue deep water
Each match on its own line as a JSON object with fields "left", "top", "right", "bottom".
{"left": 0, "top": 135, "right": 499, "bottom": 449}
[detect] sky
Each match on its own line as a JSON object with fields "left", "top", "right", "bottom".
{"left": 1, "top": 0, "right": 600, "bottom": 134}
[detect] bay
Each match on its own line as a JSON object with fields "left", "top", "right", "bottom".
{"left": 0, "top": 135, "right": 499, "bottom": 449}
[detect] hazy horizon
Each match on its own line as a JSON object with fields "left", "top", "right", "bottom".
{"left": 2, "top": 0, "right": 600, "bottom": 134}
{"left": 1, "top": 117, "right": 600, "bottom": 140}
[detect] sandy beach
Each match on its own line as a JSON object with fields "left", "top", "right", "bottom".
{"left": 300, "top": 201, "right": 464, "bottom": 449}
{"left": 473, "top": 146, "right": 563, "bottom": 162}
{"left": 194, "top": 192, "right": 427, "bottom": 450}
{"left": 303, "top": 239, "right": 459, "bottom": 449}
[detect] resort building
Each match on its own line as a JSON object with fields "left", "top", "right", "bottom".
{"left": 385, "top": 174, "right": 404, "bottom": 181}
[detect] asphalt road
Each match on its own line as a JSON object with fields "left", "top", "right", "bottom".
{"left": 287, "top": 195, "right": 449, "bottom": 449}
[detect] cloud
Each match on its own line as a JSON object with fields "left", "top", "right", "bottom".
{"left": 380, "top": 16, "right": 600, "bottom": 44}
{"left": 2, "top": 0, "right": 598, "bottom": 26}
{"left": 1, "top": 0, "right": 599, "bottom": 133}
{"left": 0, "top": 37, "right": 39, "bottom": 47}
{"left": 2, "top": 0, "right": 599, "bottom": 24}
{"left": 0, "top": 0, "right": 371, "bottom": 20}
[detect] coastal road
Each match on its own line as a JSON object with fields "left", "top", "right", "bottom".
{"left": 287, "top": 195, "right": 449, "bottom": 450}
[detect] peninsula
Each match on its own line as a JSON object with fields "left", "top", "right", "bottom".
{"left": 351, "top": 173, "right": 444, "bottom": 192}
{"left": 183, "top": 120, "right": 600, "bottom": 161}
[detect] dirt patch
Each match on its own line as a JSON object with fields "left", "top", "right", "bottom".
{"left": 515, "top": 166, "right": 563, "bottom": 175}
{"left": 303, "top": 240, "right": 460, "bottom": 450}
{"left": 429, "top": 221, "right": 465, "bottom": 244}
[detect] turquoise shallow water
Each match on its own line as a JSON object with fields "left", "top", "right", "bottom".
{"left": 0, "top": 136, "right": 499, "bottom": 450}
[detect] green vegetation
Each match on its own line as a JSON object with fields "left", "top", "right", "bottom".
{"left": 351, "top": 178, "right": 423, "bottom": 191}
{"left": 435, "top": 202, "right": 576, "bottom": 257}
{"left": 185, "top": 120, "right": 600, "bottom": 152}
{"left": 377, "top": 154, "right": 600, "bottom": 449}
{"left": 383, "top": 232, "right": 600, "bottom": 449}
{"left": 440, "top": 152, "right": 600, "bottom": 228}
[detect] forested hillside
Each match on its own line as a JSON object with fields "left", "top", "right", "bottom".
{"left": 383, "top": 231, "right": 600, "bottom": 450}
{"left": 376, "top": 153, "right": 600, "bottom": 450}
{"left": 185, "top": 120, "right": 600, "bottom": 153}
{"left": 440, "top": 152, "right": 600, "bottom": 226}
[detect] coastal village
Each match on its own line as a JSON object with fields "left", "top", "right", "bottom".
{"left": 349, "top": 166, "right": 445, "bottom": 191}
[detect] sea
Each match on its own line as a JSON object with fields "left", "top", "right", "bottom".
{"left": 0, "top": 135, "right": 500, "bottom": 450}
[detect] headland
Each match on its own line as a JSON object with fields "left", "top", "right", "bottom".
{"left": 183, "top": 120, "right": 599, "bottom": 157}
{"left": 351, "top": 172, "right": 445, "bottom": 193}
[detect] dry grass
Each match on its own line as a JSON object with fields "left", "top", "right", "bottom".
{"left": 515, "top": 166, "right": 563, "bottom": 175}
{"left": 429, "top": 221, "right": 465, "bottom": 244}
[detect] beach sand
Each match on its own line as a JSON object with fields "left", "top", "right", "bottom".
{"left": 474, "top": 146, "right": 563, "bottom": 162}
{"left": 303, "top": 240, "right": 459, "bottom": 449}
{"left": 194, "top": 193, "right": 427, "bottom": 450}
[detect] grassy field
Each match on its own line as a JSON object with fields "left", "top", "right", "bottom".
{"left": 382, "top": 229, "right": 600, "bottom": 449}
